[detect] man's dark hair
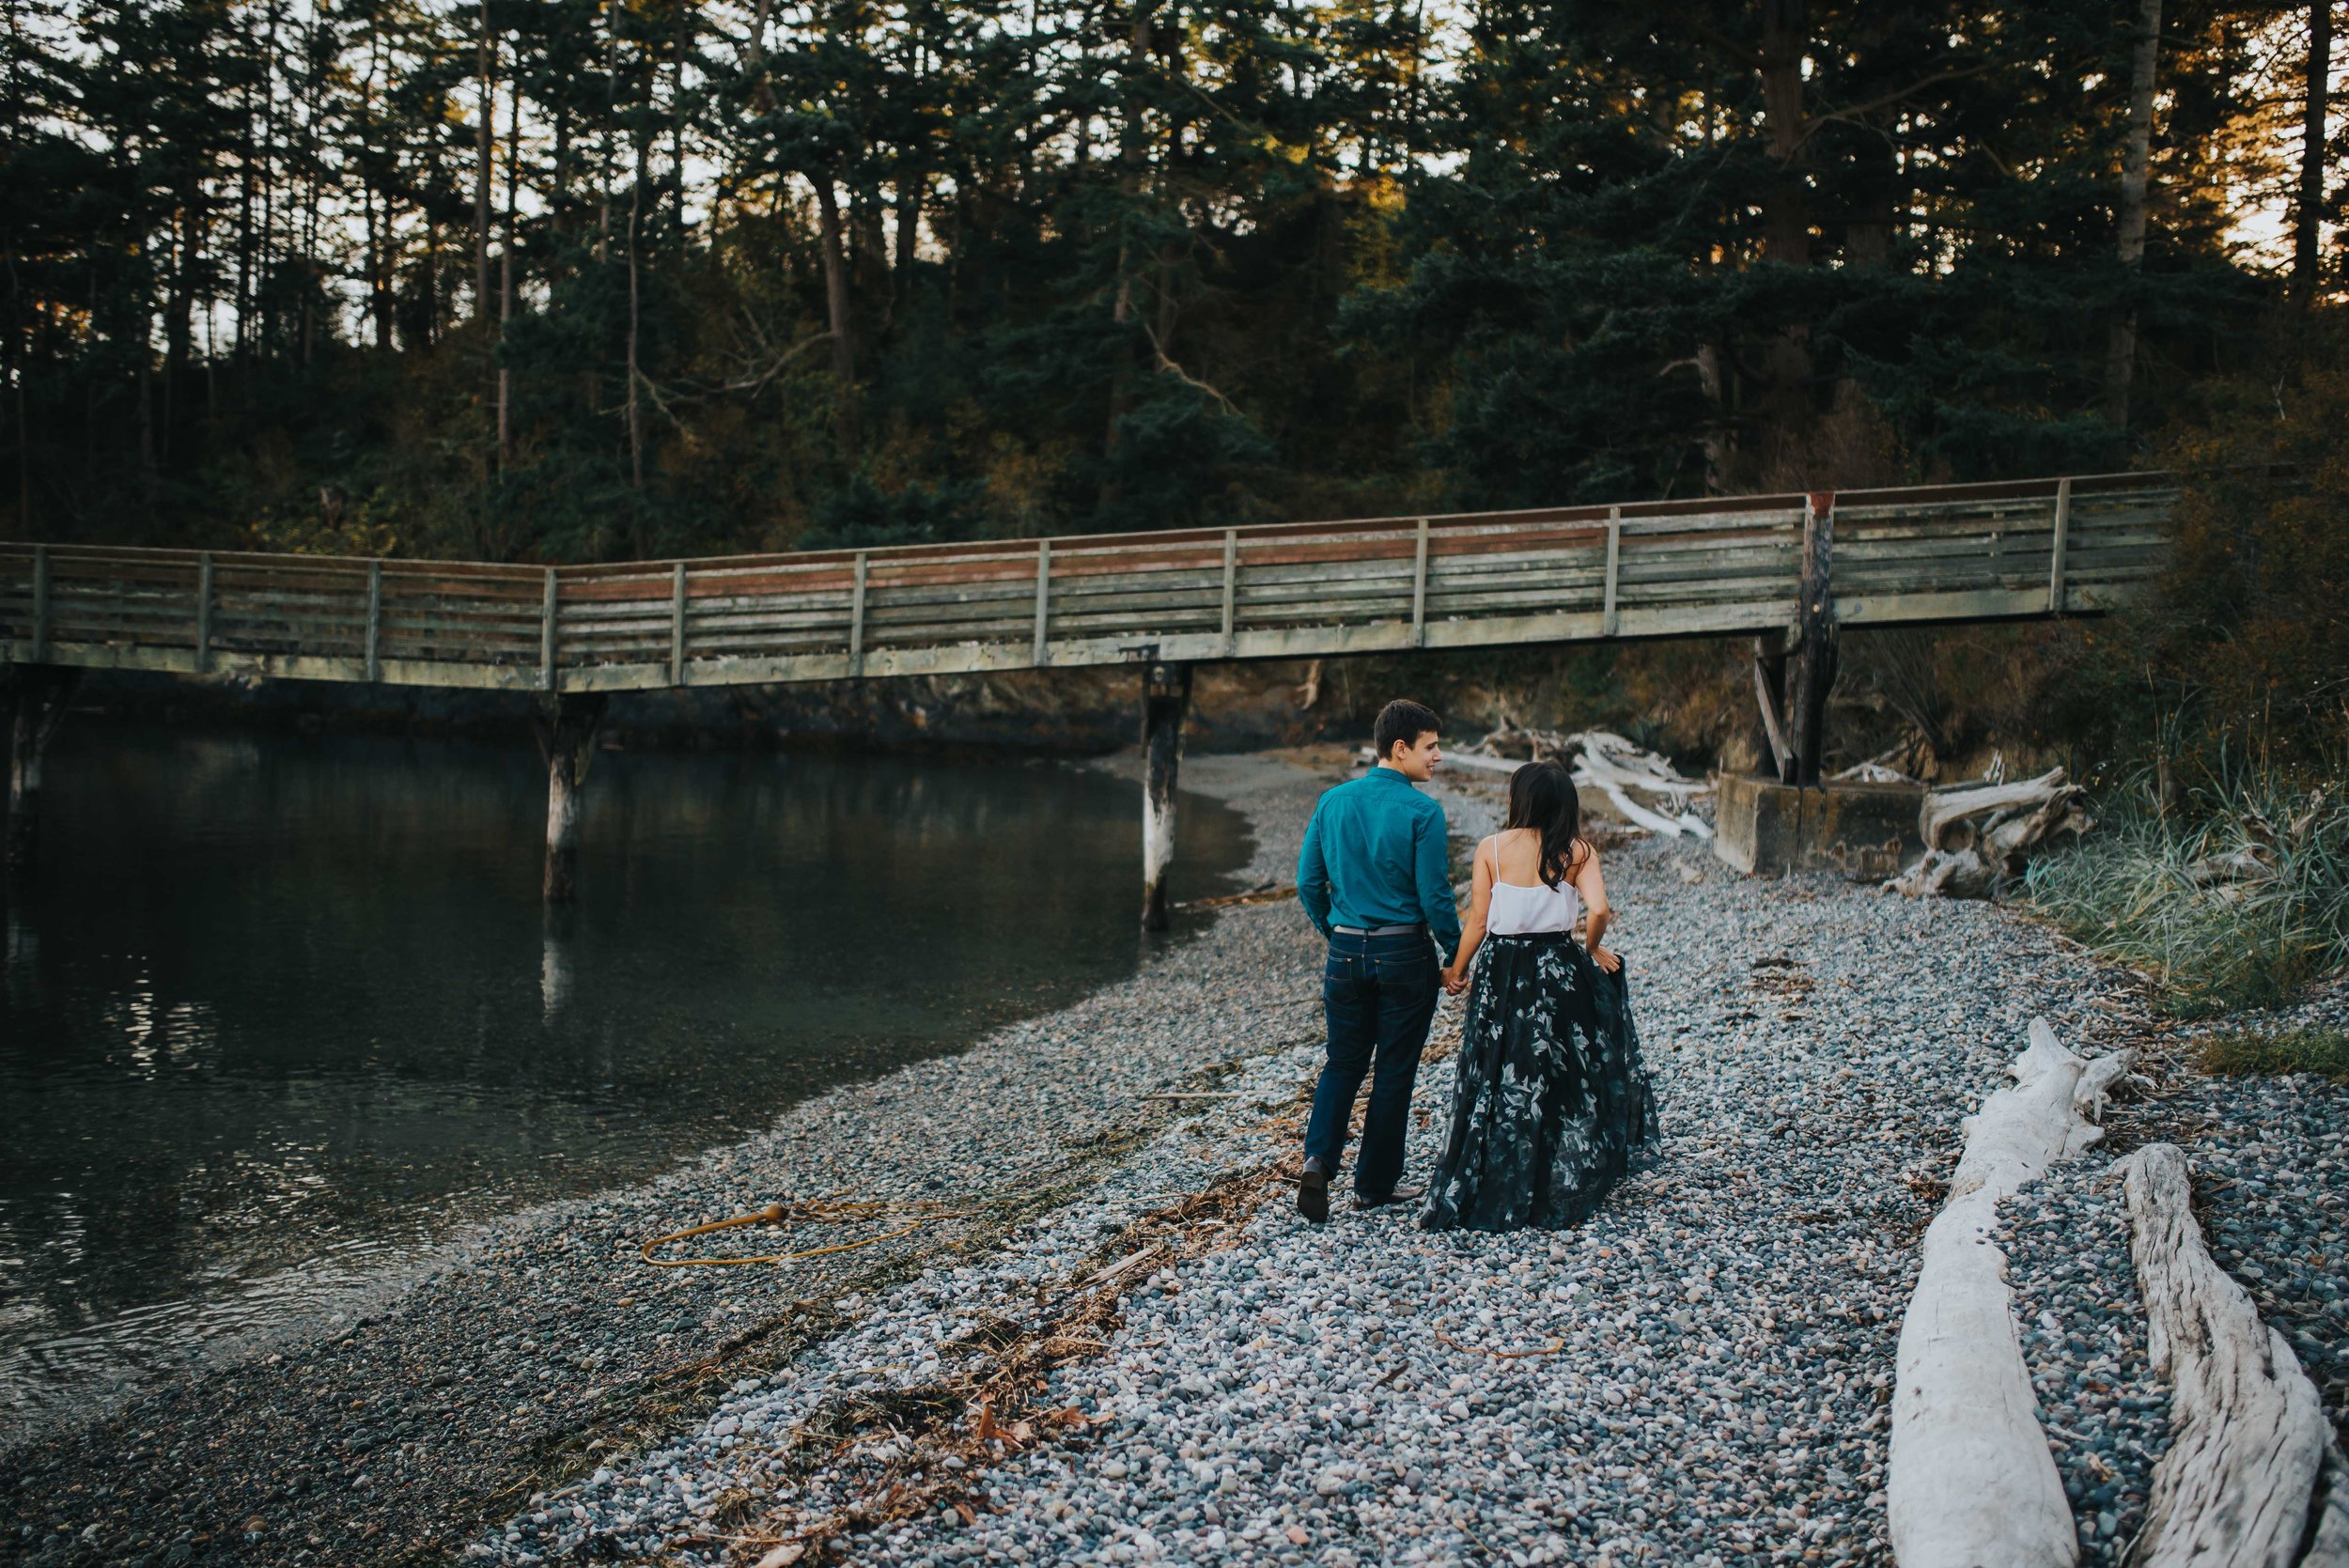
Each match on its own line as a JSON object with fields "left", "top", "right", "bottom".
{"left": 1374, "top": 699, "right": 1442, "bottom": 760}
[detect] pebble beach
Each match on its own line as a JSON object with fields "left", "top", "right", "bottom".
{"left": 5, "top": 749, "right": 2344, "bottom": 1568}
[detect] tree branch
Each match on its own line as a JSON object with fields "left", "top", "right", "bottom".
{"left": 1143, "top": 322, "right": 1238, "bottom": 416}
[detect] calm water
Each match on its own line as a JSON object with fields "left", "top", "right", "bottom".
{"left": 0, "top": 725, "right": 1249, "bottom": 1434}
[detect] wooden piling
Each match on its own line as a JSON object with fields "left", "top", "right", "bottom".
{"left": 1785, "top": 491, "right": 1839, "bottom": 786}
{"left": 7, "top": 667, "right": 82, "bottom": 867}
{"left": 534, "top": 691, "right": 609, "bottom": 903}
{"left": 1140, "top": 660, "right": 1192, "bottom": 932}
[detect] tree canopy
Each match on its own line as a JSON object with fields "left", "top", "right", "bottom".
{"left": 0, "top": 0, "right": 2338, "bottom": 562}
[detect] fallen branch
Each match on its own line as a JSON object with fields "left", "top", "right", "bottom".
{"left": 2115, "top": 1141, "right": 2349, "bottom": 1567}
{"left": 1889, "top": 1017, "right": 2122, "bottom": 1568}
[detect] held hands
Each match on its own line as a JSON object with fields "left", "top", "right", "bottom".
{"left": 1440, "top": 962, "right": 1470, "bottom": 996}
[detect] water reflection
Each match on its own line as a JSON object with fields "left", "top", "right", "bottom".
{"left": 0, "top": 726, "right": 1248, "bottom": 1434}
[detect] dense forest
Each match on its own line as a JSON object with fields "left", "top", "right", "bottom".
{"left": 1, "top": 0, "right": 2339, "bottom": 566}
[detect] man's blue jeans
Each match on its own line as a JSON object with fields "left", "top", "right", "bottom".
{"left": 1303, "top": 929, "right": 1440, "bottom": 1199}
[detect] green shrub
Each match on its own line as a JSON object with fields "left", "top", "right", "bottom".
{"left": 2197, "top": 1028, "right": 2349, "bottom": 1084}
{"left": 2022, "top": 771, "right": 2349, "bottom": 1017}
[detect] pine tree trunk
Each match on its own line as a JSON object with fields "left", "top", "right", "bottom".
{"left": 163, "top": 190, "right": 196, "bottom": 466}
{"left": 423, "top": 214, "right": 439, "bottom": 349}
{"left": 599, "top": 0, "right": 618, "bottom": 259}
{"left": 135, "top": 333, "right": 154, "bottom": 475}
{"left": 627, "top": 131, "right": 646, "bottom": 493}
{"left": 668, "top": 8, "right": 689, "bottom": 240}
{"left": 257, "top": 0, "right": 282, "bottom": 354}
{"left": 474, "top": 5, "right": 494, "bottom": 318}
{"left": 1098, "top": 0, "right": 1154, "bottom": 514}
{"left": 813, "top": 179, "right": 861, "bottom": 457}
{"left": 552, "top": 106, "right": 570, "bottom": 244}
{"left": 375, "top": 188, "right": 397, "bottom": 352}
{"left": 366, "top": 24, "right": 392, "bottom": 351}
{"left": 1754, "top": 0, "right": 1814, "bottom": 474}
{"left": 894, "top": 173, "right": 922, "bottom": 305}
{"left": 364, "top": 158, "right": 385, "bottom": 352}
{"left": 2293, "top": 0, "right": 2333, "bottom": 305}
{"left": 237, "top": 64, "right": 256, "bottom": 359}
{"left": 500, "top": 68, "right": 521, "bottom": 471}
{"left": 2105, "top": 0, "right": 2162, "bottom": 427}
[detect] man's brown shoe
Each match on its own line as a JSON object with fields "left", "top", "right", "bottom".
{"left": 1352, "top": 1186, "right": 1424, "bottom": 1211}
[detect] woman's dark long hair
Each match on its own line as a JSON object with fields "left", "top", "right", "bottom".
{"left": 1503, "top": 759, "right": 1585, "bottom": 889}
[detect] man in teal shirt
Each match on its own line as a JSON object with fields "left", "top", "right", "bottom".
{"left": 1294, "top": 698, "right": 1460, "bottom": 1222}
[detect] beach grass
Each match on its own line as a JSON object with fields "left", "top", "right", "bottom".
{"left": 2022, "top": 769, "right": 2349, "bottom": 1017}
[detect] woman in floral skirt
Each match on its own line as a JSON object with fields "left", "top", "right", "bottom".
{"left": 1421, "top": 759, "right": 1658, "bottom": 1232}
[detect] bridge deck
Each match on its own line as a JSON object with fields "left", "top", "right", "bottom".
{"left": 0, "top": 472, "right": 2174, "bottom": 692}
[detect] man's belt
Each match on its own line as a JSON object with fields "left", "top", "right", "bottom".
{"left": 1330, "top": 923, "right": 1426, "bottom": 937}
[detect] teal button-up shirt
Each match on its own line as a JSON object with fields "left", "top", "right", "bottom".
{"left": 1296, "top": 766, "right": 1462, "bottom": 964}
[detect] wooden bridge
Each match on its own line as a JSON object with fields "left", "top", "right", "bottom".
{"left": 0, "top": 471, "right": 2176, "bottom": 918}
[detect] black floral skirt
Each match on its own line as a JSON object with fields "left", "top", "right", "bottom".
{"left": 1419, "top": 932, "right": 1660, "bottom": 1232}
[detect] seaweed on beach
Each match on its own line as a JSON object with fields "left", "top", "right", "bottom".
{"left": 725, "top": 1152, "right": 1300, "bottom": 1565}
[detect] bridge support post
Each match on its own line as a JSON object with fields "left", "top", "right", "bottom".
{"left": 1140, "top": 660, "right": 1192, "bottom": 932}
{"left": 534, "top": 691, "right": 608, "bottom": 904}
{"left": 6, "top": 667, "right": 82, "bottom": 868}
{"left": 1784, "top": 491, "right": 1839, "bottom": 786}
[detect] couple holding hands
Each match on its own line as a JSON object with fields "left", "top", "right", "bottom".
{"left": 1293, "top": 700, "right": 1658, "bottom": 1231}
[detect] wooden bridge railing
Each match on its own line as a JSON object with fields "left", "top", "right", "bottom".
{"left": 0, "top": 471, "right": 2176, "bottom": 694}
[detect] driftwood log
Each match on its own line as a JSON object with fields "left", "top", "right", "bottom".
{"left": 2116, "top": 1141, "right": 2349, "bottom": 1568}
{"left": 1889, "top": 767, "right": 2092, "bottom": 898}
{"left": 1463, "top": 725, "right": 1715, "bottom": 840}
{"left": 1890, "top": 1019, "right": 2132, "bottom": 1568}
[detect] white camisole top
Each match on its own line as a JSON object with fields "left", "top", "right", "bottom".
{"left": 1484, "top": 835, "right": 1583, "bottom": 936}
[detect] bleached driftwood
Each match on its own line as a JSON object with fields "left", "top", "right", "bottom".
{"left": 1572, "top": 731, "right": 1711, "bottom": 800}
{"left": 1886, "top": 846, "right": 1996, "bottom": 900}
{"left": 2116, "top": 1141, "right": 2348, "bottom": 1568}
{"left": 1890, "top": 1017, "right": 2124, "bottom": 1568}
{"left": 1569, "top": 732, "right": 1715, "bottom": 841}
{"left": 1920, "top": 768, "right": 2080, "bottom": 853}
{"left": 2071, "top": 1050, "right": 2138, "bottom": 1126}
{"left": 1458, "top": 726, "right": 1716, "bottom": 839}
{"left": 1890, "top": 766, "right": 2091, "bottom": 898}
{"left": 1572, "top": 763, "right": 1703, "bottom": 839}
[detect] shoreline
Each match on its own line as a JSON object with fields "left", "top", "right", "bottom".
{"left": 6, "top": 750, "right": 2342, "bottom": 1568}
{"left": 0, "top": 749, "right": 1331, "bottom": 1565}
{"left": 0, "top": 737, "right": 1257, "bottom": 1451}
